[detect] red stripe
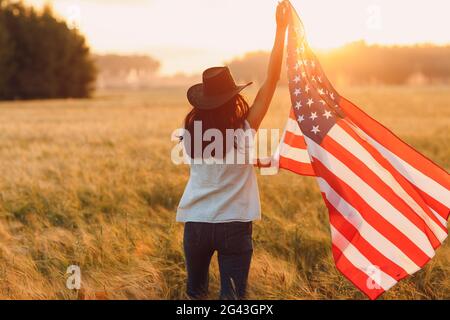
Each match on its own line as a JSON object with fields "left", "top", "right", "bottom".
{"left": 415, "top": 188, "right": 449, "bottom": 222}
{"left": 312, "top": 158, "right": 431, "bottom": 266}
{"left": 332, "top": 244, "right": 385, "bottom": 300}
{"left": 325, "top": 198, "right": 409, "bottom": 280}
{"left": 289, "top": 110, "right": 296, "bottom": 120}
{"left": 279, "top": 156, "right": 315, "bottom": 176}
{"left": 339, "top": 98, "right": 450, "bottom": 190}
{"left": 338, "top": 120, "right": 448, "bottom": 232}
{"left": 284, "top": 131, "right": 308, "bottom": 149}
{"left": 322, "top": 134, "right": 441, "bottom": 248}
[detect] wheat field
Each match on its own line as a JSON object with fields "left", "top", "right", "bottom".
{"left": 0, "top": 86, "right": 448, "bottom": 300}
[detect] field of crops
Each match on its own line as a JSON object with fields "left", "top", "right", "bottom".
{"left": 0, "top": 86, "right": 448, "bottom": 299}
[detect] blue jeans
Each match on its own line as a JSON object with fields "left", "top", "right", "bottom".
{"left": 183, "top": 222, "right": 253, "bottom": 300}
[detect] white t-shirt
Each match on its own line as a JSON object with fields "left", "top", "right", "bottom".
{"left": 176, "top": 121, "right": 261, "bottom": 223}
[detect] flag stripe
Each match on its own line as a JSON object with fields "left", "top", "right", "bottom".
{"left": 286, "top": 117, "right": 304, "bottom": 136}
{"left": 337, "top": 121, "right": 448, "bottom": 230}
{"left": 416, "top": 190, "right": 449, "bottom": 225}
{"left": 332, "top": 244, "right": 386, "bottom": 301}
{"left": 313, "top": 159, "right": 431, "bottom": 266}
{"left": 329, "top": 210, "right": 409, "bottom": 281}
{"left": 289, "top": 109, "right": 298, "bottom": 120}
{"left": 319, "top": 178, "right": 420, "bottom": 275}
{"left": 355, "top": 124, "right": 450, "bottom": 211}
{"left": 279, "top": 155, "right": 316, "bottom": 176}
{"left": 278, "top": 111, "right": 314, "bottom": 176}
{"left": 328, "top": 123, "right": 448, "bottom": 241}
{"left": 284, "top": 131, "right": 308, "bottom": 149}
{"left": 430, "top": 208, "right": 448, "bottom": 228}
{"left": 340, "top": 98, "right": 450, "bottom": 191}
{"left": 279, "top": 142, "right": 311, "bottom": 164}
{"left": 322, "top": 131, "right": 442, "bottom": 249}
{"left": 306, "top": 136, "right": 436, "bottom": 259}
{"left": 330, "top": 225, "right": 398, "bottom": 291}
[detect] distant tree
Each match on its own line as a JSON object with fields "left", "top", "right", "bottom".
{"left": 226, "top": 41, "right": 450, "bottom": 86}
{"left": 94, "top": 54, "right": 160, "bottom": 77}
{"left": 0, "top": 2, "right": 14, "bottom": 97}
{"left": 94, "top": 54, "right": 161, "bottom": 89}
{"left": 320, "top": 41, "right": 450, "bottom": 85}
{"left": 227, "top": 51, "right": 270, "bottom": 85}
{"left": 0, "top": 0, "right": 96, "bottom": 100}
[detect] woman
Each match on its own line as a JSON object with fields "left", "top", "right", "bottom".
{"left": 177, "top": 1, "right": 290, "bottom": 299}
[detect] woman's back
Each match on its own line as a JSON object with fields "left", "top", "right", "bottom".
{"left": 177, "top": 119, "right": 261, "bottom": 223}
{"left": 177, "top": 161, "right": 260, "bottom": 223}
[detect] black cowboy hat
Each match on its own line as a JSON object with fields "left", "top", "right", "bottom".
{"left": 187, "top": 67, "right": 253, "bottom": 110}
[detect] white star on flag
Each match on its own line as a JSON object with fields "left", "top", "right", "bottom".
{"left": 306, "top": 98, "right": 314, "bottom": 107}
{"left": 323, "top": 110, "right": 333, "bottom": 119}
{"left": 295, "top": 101, "right": 302, "bottom": 109}
{"left": 293, "top": 75, "right": 301, "bottom": 84}
{"left": 297, "top": 115, "right": 305, "bottom": 123}
{"left": 311, "top": 125, "right": 320, "bottom": 134}
{"left": 294, "top": 88, "right": 301, "bottom": 96}
{"left": 309, "top": 112, "right": 318, "bottom": 120}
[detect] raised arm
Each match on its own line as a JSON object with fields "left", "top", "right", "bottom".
{"left": 246, "top": 0, "right": 290, "bottom": 131}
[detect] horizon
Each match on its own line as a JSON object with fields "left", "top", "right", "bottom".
{"left": 26, "top": 0, "right": 450, "bottom": 76}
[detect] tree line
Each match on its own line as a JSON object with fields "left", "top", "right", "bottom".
{"left": 1, "top": 0, "right": 449, "bottom": 99}
{"left": 0, "top": 0, "right": 96, "bottom": 100}
{"left": 95, "top": 42, "right": 450, "bottom": 89}
{"left": 94, "top": 54, "right": 161, "bottom": 89}
{"left": 227, "top": 41, "right": 450, "bottom": 86}
{"left": 94, "top": 54, "right": 160, "bottom": 77}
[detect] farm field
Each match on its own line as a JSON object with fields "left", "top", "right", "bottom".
{"left": 0, "top": 85, "right": 448, "bottom": 299}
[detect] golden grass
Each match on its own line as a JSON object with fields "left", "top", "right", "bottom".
{"left": 0, "top": 86, "right": 448, "bottom": 300}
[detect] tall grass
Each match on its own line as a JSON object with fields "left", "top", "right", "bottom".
{"left": 0, "top": 86, "right": 448, "bottom": 299}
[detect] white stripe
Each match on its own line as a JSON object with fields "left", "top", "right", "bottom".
{"left": 318, "top": 178, "right": 420, "bottom": 275}
{"left": 348, "top": 122, "right": 450, "bottom": 209}
{"left": 286, "top": 118, "right": 303, "bottom": 136}
{"left": 331, "top": 225, "right": 397, "bottom": 291}
{"left": 280, "top": 142, "right": 311, "bottom": 164}
{"left": 431, "top": 208, "right": 447, "bottom": 227}
{"left": 330, "top": 125, "right": 448, "bottom": 242}
{"left": 305, "top": 136, "right": 436, "bottom": 258}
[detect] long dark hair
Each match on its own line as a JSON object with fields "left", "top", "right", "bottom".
{"left": 182, "top": 94, "right": 250, "bottom": 159}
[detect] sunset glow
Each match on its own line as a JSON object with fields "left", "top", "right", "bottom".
{"left": 27, "top": 0, "right": 450, "bottom": 75}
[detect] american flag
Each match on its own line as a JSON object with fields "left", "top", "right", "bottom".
{"left": 278, "top": 3, "right": 450, "bottom": 299}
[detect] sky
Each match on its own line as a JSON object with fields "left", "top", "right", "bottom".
{"left": 26, "top": 0, "right": 450, "bottom": 75}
